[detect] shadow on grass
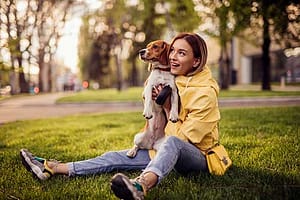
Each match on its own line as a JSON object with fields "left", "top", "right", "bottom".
{"left": 1, "top": 153, "right": 299, "bottom": 200}
{"left": 146, "top": 165, "right": 300, "bottom": 200}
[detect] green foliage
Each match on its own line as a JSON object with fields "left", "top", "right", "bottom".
{"left": 252, "top": 0, "right": 300, "bottom": 46}
{"left": 78, "top": 16, "right": 94, "bottom": 81}
{"left": 0, "top": 62, "right": 12, "bottom": 86}
{"left": 168, "top": 0, "right": 200, "bottom": 32}
{"left": 0, "top": 107, "right": 299, "bottom": 199}
{"left": 78, "top": 0, "right": 202, "bottom": 87}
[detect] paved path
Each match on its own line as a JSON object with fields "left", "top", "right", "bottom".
{"left": 0, "top": 92, "right": 299, "bottom": 124}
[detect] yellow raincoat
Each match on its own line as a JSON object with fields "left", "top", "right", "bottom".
{"left": 149, "top": 66, "right": 220, "bottom": 158}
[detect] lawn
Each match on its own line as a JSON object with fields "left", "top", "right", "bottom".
{"left": 56, "top": 87, "right": 300, "bottom": 103}
{"left": 0, "top": 106, "right": 299, "bottom": 199}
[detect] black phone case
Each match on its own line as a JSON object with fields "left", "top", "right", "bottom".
{"left": 155, "top": 85, "right": 172, "bottom": 105}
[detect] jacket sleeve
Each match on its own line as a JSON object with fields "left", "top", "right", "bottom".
{"left": 176, "top": 86, "right": 220, "bottom": 144}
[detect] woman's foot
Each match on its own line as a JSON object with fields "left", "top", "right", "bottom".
{"left": 20, "top": 149, "right": 55, "bottom": 180}
{"left": 110, "top": 173, "right": 146, "bottom": 200}
{"left": 110, "top": 172, "right": 158, "bottom": 200}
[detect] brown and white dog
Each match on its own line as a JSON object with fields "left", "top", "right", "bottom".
{"left": 126, "top": 40, "right": 179, "bottom": 158}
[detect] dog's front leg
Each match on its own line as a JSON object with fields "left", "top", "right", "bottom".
{"left": 126, "top": 145, "right": 139, "bottom": 158}
{"left": 153, "top": 136, "right": 166, "bottom": 151}
{"left": 143, "top": 83, "right": 154, "bottom": 119}
{"left": 169, "top": 87, "right": 179, "bottom": 122}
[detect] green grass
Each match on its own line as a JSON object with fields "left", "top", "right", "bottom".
{"left": 0, "top": 107, "right": 299, "bottom": 199}
{"left": 219, "top": 90, "right": 300, "bottom": 98}
{"left": 57, "top": 87, "right": 300, "bottom": 103}
{"left": 57, "top": 87, "right": 144, "bottom": 103}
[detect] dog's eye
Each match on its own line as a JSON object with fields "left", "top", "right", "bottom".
{"left": 152, "top": 45, "right": 158, "bottom": 49}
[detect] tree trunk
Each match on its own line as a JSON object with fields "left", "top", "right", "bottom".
{"left": 17, "top": 55, "right": 29, "bottom": 93}
{"left": 219, "top": 45, "right": 230, "bottom": 90}
{"left": 131, "top": 57, "right": 138, "bottom": 86}
{"left": 9, "top": 71, "right": 18, "bottom": 94}
{"left": 19, "top": 72, "right": 29, "bottom": 93}
{"left": 261, "top": 3, "right": 271, "bottom": 90}
{"left": 115, "top": 53, "right": 123, "bottom": 91}
{"left": 48, "top": 62, "right": 52, "bottom": 92}
{"left": 38, "top": 50, "right": 44, "bottom": 92}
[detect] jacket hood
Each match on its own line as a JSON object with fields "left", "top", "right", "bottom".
{"left": 175, "top": 66, "right": 219, "bottom": 96}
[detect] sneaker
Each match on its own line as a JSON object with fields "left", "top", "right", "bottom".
{"left": 20, "top": 149, "right": 54, "bottom": 181}
{"left": 110, "top": 173, "right": 146, "bottom": 200}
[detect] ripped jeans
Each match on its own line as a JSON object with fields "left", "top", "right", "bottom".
{"left": 68, "top": 136, "right": 208, "bottom": 183}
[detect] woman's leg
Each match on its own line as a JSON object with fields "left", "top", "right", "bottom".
{"left": 20, "top": 148, "right": 151, "bottom": 180}
{"left": 144, "top": 136, "right": 208, "bottom": 183}
{"left": 67, "top": 149, "right": 150, "bottom": 176}
{"left": 110, "top": 136, "right": 208, "bottom": 199}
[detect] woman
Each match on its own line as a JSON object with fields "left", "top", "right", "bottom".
{"left": 20, "top": 32, "right": 220, "bottom": 200}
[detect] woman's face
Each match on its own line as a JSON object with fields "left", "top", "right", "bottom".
{"left": 169, "top": 38, "right": 198, "bottom": 76}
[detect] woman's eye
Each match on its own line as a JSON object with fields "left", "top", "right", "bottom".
{"left": 179, "top": 51, "right": 185, "bottom": 56}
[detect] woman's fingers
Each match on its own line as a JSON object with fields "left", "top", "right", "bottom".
{"left": 152, "top": 84, "right": 164, "bottom": 100}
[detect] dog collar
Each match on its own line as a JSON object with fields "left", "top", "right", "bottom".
{"left": 153, "top": 66, "right": 171, "bottom": 71}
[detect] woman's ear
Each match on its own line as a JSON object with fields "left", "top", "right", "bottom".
{"left": 193, "top": 58, "right": 201, "bottom": 68}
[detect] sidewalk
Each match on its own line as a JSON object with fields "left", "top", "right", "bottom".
{"left": 0, "top": 93, "right": 142, "bottom": 124}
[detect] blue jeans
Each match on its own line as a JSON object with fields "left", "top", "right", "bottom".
{"left": 68, "top": 136, "right": 208, "bottom": 183}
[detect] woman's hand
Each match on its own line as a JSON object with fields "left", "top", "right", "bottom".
{"left": 152, "top": 84, "right": 171, "bottom": 118}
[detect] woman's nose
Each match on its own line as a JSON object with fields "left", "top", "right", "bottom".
{"left": 169, "top": 51, "right": 177, "bottom": 60}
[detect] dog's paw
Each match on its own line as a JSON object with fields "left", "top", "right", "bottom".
{"left": 169, "top": 112, "right": 179, "bottom": 123}
{"left": 169, "top": 116, "right": 178, "bottom": 123}
{"left": 143, "top": 109, "right": 153, "bottom": 119}
{"left": 126, "top": 148, "right": 137, "bottom": 158}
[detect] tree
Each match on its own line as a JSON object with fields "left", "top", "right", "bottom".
{"left": 78, "top": 16, "right": 92, "bottom": 82}
{"left": 0, "top": 0, "right": 78, "bottom": 94}
{"left": 195, "top": 0, "right": 299, "bottom": 90}
{"left": 251, "top": 0, "right": 300, "bottom": 90}
{"left": 195, "top": 0, "right": 252, "bottom": 89}
{"left": 35, "top": 0, "right": 76, "bottom": 92}
{"left": 167, "top": 0, "right": 200, "bottom": 33}
{"left": 78, "top": 0, "right": 127, "bottom": 89}
{"left": 0, "top": 0, "right": 32, "bottom": 93}
{"left": 78, "top": 0, "right": 200, "bottom": 89}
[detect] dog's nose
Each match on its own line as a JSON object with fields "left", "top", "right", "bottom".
{"left": 139, "top": 49, "right": 146, "bottom": 56}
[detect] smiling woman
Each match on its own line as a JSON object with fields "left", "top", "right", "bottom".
{"left": 19, "top": 32, "right": 224, "bottom": 200}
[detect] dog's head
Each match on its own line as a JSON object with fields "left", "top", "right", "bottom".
{"left": 139, "top": 40, "right": 170, "bottom": 66}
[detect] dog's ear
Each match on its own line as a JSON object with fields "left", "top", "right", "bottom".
{"left": 158, "top": 42, "right": 170, "bottom": 66}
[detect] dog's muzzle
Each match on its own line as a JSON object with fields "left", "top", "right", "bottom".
{"left": 139, "top": 49, "right": 147, "bottom": 60}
